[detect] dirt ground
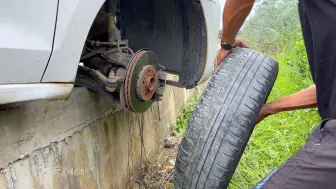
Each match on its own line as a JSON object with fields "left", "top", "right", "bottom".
{"left": 137, "top": 135, "right": 180, "bottom": 189}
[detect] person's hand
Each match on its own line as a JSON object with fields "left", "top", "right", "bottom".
{"left": 216, "top": 48, "right": 232, "bottom": 68}
{"left": 256, "top": 103, "right": 275, "bottom": 124}
{"left": 216, "top": 38, "right": 249, "bottom": 68}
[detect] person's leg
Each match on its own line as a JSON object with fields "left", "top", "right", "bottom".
{"left": 254, "top": 119, "right": 336, "bottom": 189}
{"left": 304, "top": 0, "right": 336, "bottom": 119}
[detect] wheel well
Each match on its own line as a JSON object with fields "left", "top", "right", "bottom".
{"left": 121, "top": 0, "right": 207, "bottom": 88}
{"left": 86, "top": 0, "right": 207, "bottom": 88}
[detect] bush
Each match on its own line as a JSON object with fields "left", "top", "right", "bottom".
{"left": 171, "top": 95, "right": 199, "bottom": 137}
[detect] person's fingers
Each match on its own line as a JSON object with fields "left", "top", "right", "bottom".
{"left": 216, "top": 53, "right": 225, "bottom": 68}
{"left": 235, "top": 38, "right": 249, "bottom": 48}
{"left": 216, "top": 49, "right": 232, "bottom": 68}
{"left": 255, "top": 114, "right": 265, "bottom": 124}
{"left": 239, "top": 40, "right": 249, "bottom": 48}
{"left": 216, "top": 56, "right": 221, "bottom": 68}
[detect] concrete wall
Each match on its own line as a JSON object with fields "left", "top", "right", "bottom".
{"left": 0, "top": 85, "right": 202, "bottom": 189}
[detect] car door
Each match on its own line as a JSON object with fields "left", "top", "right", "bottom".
{"left": 0, "top": 0, "right": 58, "bottom": 84}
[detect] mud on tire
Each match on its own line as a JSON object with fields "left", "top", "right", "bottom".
{"left": 173, "top": 48, "right": 278, "bottom": 189}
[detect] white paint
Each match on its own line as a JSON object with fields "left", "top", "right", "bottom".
{"left": 42, "top": 0, "right": 106, "bottom": 82}
{"left": 198, "top": 0, "right": 221, "bottom": 83}
{"left": 0, "top": 83, "right": 73, "bottom": 105}
{"left": 0, "top": 0, "right": 58, "bottom": 84}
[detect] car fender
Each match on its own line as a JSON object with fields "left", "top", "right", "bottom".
{"left": 41, "top": 0, "right": 106, "bottom": 83}
{"left": 198, "top": 0, "right": 221, "bottom": 84}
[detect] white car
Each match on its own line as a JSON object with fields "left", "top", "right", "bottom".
{"left": 0, "top": 0, "right": 220, "bottom": 113}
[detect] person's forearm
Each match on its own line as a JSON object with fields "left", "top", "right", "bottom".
{"left": 222, "top": 0, "right": 255, "bottom": 43}
{"left": 266, "top": 85, "right": 317, "bottom": 114}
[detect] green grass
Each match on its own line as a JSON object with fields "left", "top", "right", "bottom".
{"left": 171, "top": 95, "right": 199, "bottom": 137}
{"left": 228, "top": 53, "right": 320, "bottom": 188}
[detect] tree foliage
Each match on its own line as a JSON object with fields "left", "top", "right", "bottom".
{"left": 239, "top": 0, "right": 300, "bottom": 54}
{"left": 237, "top": 0, "right": 312, "bottom": 89}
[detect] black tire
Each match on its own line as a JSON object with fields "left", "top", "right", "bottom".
{"left": 174, "top": 48, "right": 278, "bottom": 189}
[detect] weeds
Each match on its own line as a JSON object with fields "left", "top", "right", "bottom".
{"left": 139, "top": 96, "right": 199, "bottom": 189}
{"left": 139, "top": 149, "right": 176, "bottom": 189}
{"left": 138, "top": 136, "right": 180, "bottom": 189}
{"left": 171, "top": 95, "right": 199, "bottom": 137}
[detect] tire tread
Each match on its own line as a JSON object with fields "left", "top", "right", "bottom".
{"left": 174, "top": 48, "right": 278, "bottom": 189}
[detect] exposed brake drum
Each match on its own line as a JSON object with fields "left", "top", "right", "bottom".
{"left": 120, "top": 50, "right": 166, "bottom": 113}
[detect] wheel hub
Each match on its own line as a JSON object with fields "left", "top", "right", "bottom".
{"left": 121, "top": 50, "right": 166, "bottom": 113}
{"left": 137, "top": 65, "right": 157, "bottom": 101}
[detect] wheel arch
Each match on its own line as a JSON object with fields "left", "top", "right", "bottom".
{"left": 41, "top": 0, "right": 107, "bottom": 83}
{"left": 121, "top": 0, "right": 210, "bottom": 88}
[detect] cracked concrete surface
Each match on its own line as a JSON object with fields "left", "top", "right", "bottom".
{"left": 0, "top": 86, "right": 201, "bottom": 188}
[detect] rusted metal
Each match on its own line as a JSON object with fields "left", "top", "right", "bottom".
{"left": 77, "top": 65, "right": 123, "bottom": 93}
{"left": 136, "top": 65, "right": 157, "bottom": 101}
{"left": 86, "top": 40, "right": 128, "bottom": 47}
{"left": 80, "top": 47, "right": 106, "bottom": 61}
{"left": 75, "top": 66, "right": 118, "bottom": 103}
{"left": 84, "top": 57, "right": 113, "bottom": 75}
{"left": 121, "top": 50, "right": 163, "bottom": 113}
{"left": 105, "top": 67, "right": 125, "bottom": 92}
{"left": 104, "top": 51, "right": 132, "bottom": 67}
{"left": 154, "top": 70, "right": 167, "bottom": 101}
{"left": 123, "top": 51, "right": 143, "bottom": 112}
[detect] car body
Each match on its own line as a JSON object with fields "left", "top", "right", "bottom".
{"left": 0, "top": 0, "right": 220, "bottom": 111}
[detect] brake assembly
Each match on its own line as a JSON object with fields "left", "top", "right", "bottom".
{"left": 76, "top": 0, "right": 166, "bottom": 113}
{"left": 120, "top": 50, "right": 166, "bottom": 113}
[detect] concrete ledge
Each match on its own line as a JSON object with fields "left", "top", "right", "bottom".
{"left": 0, "top": 85, "right": 202, "bottom": 188}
